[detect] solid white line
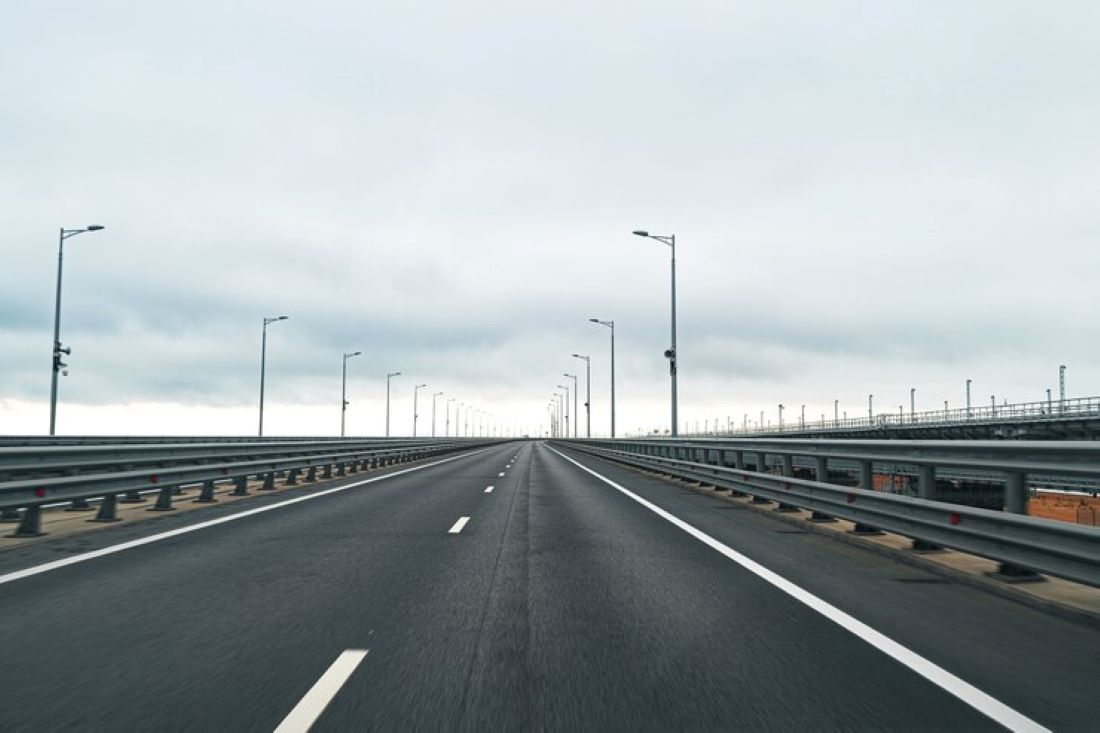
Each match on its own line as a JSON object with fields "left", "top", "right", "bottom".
{"left": 449, "top": 516, "right": 470, "bottom": 534}
{"left": 484, "top": 485, "right": 495, "bottom": 493}
{"left": 545, "top": 445, "right": 1048, "bottom": 733}
{"left": 0, "top": 447, "right": 498, "bottom": 587}
{"left": 275, "top": 649, "right": 368, "bottom": 733}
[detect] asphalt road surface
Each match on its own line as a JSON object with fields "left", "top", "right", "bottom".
{"left": 0, "top": 441, "right": 1096, "bottom": 731}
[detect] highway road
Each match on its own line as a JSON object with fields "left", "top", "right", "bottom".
{"left": 0, "top": 441, "right": 1096, "bottom": 731}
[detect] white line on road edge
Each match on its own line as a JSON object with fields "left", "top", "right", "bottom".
{"left": 275, "top": 649, "right": 368, "bottom": 733}
{"left": 484, "top": 485, "right": 495, "bottom": 493}
{"left": 0, "top": 446, "right": 501, "bottom": 587}
{"left": 498, "top": 472, "right": 505, "bottom": 477}
{"left": 449, "top": 516, "right": 470, "bottom": 534}
{"left": 545, "top": 445, "right": 1048, "bottom": 733}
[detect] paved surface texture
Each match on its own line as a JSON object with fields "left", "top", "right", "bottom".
{"left": 0, "top": 441, "right": 1095, "bottom": 731}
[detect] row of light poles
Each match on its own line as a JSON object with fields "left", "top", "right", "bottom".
{"left": 546, "top": 228, "right": 671, "bottom": 439}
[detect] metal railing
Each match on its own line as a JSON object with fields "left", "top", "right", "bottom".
{"left": 664, "top": 395, "right": 1100, "bottom": 438}
{"left": 556, "top": 438, "right": 1100, "bottom": 587}
{"left": 0, "top": 437, "right": 501, "bottom": 538}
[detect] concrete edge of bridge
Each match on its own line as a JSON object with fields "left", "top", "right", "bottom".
{"left": 560, "top": 445, "right": 1100, "bottom": 631}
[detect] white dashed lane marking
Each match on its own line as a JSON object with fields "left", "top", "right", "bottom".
{"left": 275, "top": 649, "right": 369, "bottom": 733}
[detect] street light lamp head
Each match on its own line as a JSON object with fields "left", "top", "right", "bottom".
{"left": 86, "top": 225, "right": 105, "bottom": 231}
{"left": 276, "top": 315, "right": 288, "bottom": 321}
{"left": 632, "top": 230, "right": 649, "bottom": 237}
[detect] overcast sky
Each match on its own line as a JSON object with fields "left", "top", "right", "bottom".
{"left": 2, "top": 1, "right": 1098, "bottom": 437}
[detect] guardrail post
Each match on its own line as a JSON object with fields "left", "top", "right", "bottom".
{"left": 348, "top": 460, "right": 359, "bottom": 474}
{"left": 260, "top": 472, "right": 276, "bottom": 490}
{"left": 751, "top": 453, "right": 770, "bottom": 503}
{"left": 195, "top": 480, "right": 217, "bottom": 503}
{"left": 850, "top": 460, "right": 881, "bottom": 535}
{"left": 149, "top": 486, "right": 176, "bottom": 511}
{"left": 1003, "top": 470, "right": 1028, "bottom": 515}
{"left": 336, "top": 462, "right": 347, "bottom": 476}
{"left": 65, "top": 498, "right": 95, "bottom": 512}
{"left": 322, "top": 464, "right": 333, "bottom": 479}
{"left": 993, "top": 471, "right": 1042, "bottom": 582}
{"left": 231, "top": 476, "right": 249, "bottom": 496}
{"left": 286, "top": 468, "right": 300, "bottom": 485}
{"left": 777, "top": 455, "right": 799, "bottom": 512}
{"left": 9, "top": 506, "right": 44, "bottom": 537}
{"left": 810, "top": 457, "right": 836, "bottom": 522}
{"left": 90, "top": 494, "right": 121, "bottom": 522}
{"left": 912, "top": 465, "right": 942, "bottom": 552}
{"left": 306, "top": 466, "right": 318, "bottom": 482}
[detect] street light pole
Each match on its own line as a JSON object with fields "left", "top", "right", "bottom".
{"left": 589, "top": 318, "right": 616, "bottom": 437}
{"left": 966, "top": 379, "right": 972, "bottom": 418}
{"left": 572, "top": 353, "right": 591, "bottom": 438}
{"left": 340, "top": 350, "right": 362, "bottom": 437}
{"left": 446, "top": 397, "right": 455, "bottom": 437}
{"left": 432, "top": 392, "right": 444, "bottom": 437}
{"left": 557, "top": 384, "right": 570, "bottom": 438}
{"left": 564, "top": 373, "right": 578, "bottom": 438}
{"left": 259, "top": 315, "right": 289, "bottom": 437}
{"left": 413, "top": 383, "right": 427, "bottom": 437}
{"left": 49, "top": 225, "right": 105, "bottom": 435}
{"left": 385, "top": 371, "right": 401, "bottom": 437}
{"left": 1059, "top": 364, "right": 1066, "bottom": 412}
{"left": 633, "top": 230, "right": 677, "bottom": 436}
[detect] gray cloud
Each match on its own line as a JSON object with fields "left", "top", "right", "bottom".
{"left": 2, "top": 1, "right": 1098, "bottom": 435}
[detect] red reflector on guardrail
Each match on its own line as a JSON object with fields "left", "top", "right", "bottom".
{"left": 150, "top": 474, "right": 158, "bottom": 484}
{"left": 847, "top": 493, "right": 856, "bottom": 504}
{"left": 35, "top": 487, "right": 46, "bottom": 498}
{"left": 950, "top": 513, "right": 961, "bottom": 526}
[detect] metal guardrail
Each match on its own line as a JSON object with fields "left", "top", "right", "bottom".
{"left": 0, "top": 437, "right": 500, "bottom": 538}
{"left": 663, "top": 395, "right": 1100, "bottom": 438}
{"left": 557, "top": 438, "right": 1100, "bottom": 587}
{"left": 0, "top": 438, "right": 456, "bottom": 481}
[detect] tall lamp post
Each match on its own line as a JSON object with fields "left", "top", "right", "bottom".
{"left": 446, "top": 397, "right": 456, "bottom": 436}
{"left": 563, "top": 373, "right": 578, "bottom": 439}
{"left": 557, "top": 384, "right": 570, "bottom": 438}
{"left": 340, "top": 350, "right": 362, "bottom": 437}
{"left": 413, "top": 383, "right": 427, "bottom": 437}
{"left": 589, "top": 318, "right": 615, "bottom": 437}
{"left": 385, "top": 371, "right": 401, "bottom": 437}
{"left": 49, "top": 225, "right": 105, "bottom": 435}
{"left": 632, "top": 230, "right": 677, "bottom": 436}
{"left": 572, "top": 353, "right": 591, "bottom": 438}
{"left": 258, "top": 315, "right": 289, "bottom": 437}
{"left": 432, "top": 391, "right": 444, "bottom": 437}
